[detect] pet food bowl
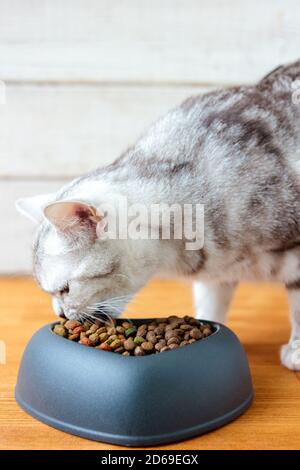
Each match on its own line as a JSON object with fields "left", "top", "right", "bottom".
{"left": 15, "top": 320, "right": 253, "bottom": 446}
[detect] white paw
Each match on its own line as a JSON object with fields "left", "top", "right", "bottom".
{"left": 195, "top": 309, "right": 217, "bottom": 322}
{"left": 280, "top": 342, "right": 300, "bottom": 371}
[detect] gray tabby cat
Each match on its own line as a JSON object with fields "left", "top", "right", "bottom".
{"left": 16, "top": 59, "right": 300, "bottom": 370}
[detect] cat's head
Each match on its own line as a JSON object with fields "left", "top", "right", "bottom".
{"left": 16, "top": 193, "right": 152, "bottom": 321}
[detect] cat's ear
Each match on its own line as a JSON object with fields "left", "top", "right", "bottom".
{"left": 43, "top": 201, "right": 106, "bottom": 240}
{"left": 15, "top": 193, "right": 56, "bottom": 224}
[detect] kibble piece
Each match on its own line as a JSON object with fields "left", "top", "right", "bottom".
{"left": 107, "top": 327, "right": 116, "bottom": 336}
{"left": 190, "top": 328, "right": 202, "bottom": 340}
{"left": 89, "top": 333, "right": 99, "bottom": 344}
{"left": 68, "top": 333, "right": 79, "bottom": 341}
{"left": 146, "top": 331, "right": 157, "bottom": 344}
{"left": 180, "top": 324, "right": 193, "bottom": 331}
{"left": 115, "top": 346, "right": 125, "bottom": 354}
{"left": 160, "top": 346, "right": 170, "bottom": 353}
{"left": 106, "top": 335, "right": 117, "bottom": 345}
{"left": 96, "top": 327, "right": 107, "bottom": 335}
{"left": 141, "top": 341, "right": 154, "bottom": 352}
{"left": 122, "top": 321, "right": 132, "bottom": 330}
{"left": 169, "top": 320, "right": 181, "bottom": 329}
{"left": 184, "top": 331, "right": 190, "bottom": 341}
{"left": 165, "top": 329, "right": 177, "bottom": 341}
{"left": 124, "top": 338, "right": 136, "bottom": 351}
{"left": 174, "top": 328, "right": 184, "bottom": 336}
{"left": 136, "top": 325, "right": 147, "bottom": 337}
{"left": 110, "top": 339, "right": 122, "bottom": 350}
{"left": 64, "top": 320, "right": 81, "bottom": 330}
{"left": 165, "top": 324, "right": 174, "bottom": 331}
{"left": 154, "top": 325, "right": 165, "bottom": 336}
{"left": 125, "top": 327, "right": 137, "bottom": 338}
{"left": 180, "top": 340, "right": 189, "bottom": 347}
{"left": 155, "top": 342, "right": 164, "bottom": 351}
{"left": 53, "top": 324, "right": 68, "bottom": 337}
{"left": 80, "top": 331, "right": 87, "bottom": 340}
{"left": 116, "top": 326, "right": 125, "bottom": 335}
{"left": 134, "top": 346, "right": 145, "bottom": 356}
{"left": 133, "top": 336, "right": 145, "bottom": 345}
{"left": 98, "top": 342, "right": 111, "bottom": 351}
{"left": 106, "top": 334, "right": 118, "bottom": 343}
{"left": 202, "top": 327, "right": 212, "bottom": 337}
{"left": 65, "top": 320, "right": 81, "bottom": 330}
{"left": 168, "top": 315, "right": 179, "bottom": 323}
{"left": 89, "top": 324, "right": 99, "bottom": 334}
{"left": 80, "top": 337, "right": 93, "bottom": 346}
{"left": 189, "top": 318, "right": 200, "bottom": 326}
{"left": 122, "top": 351, "right": 130, "bottom": 356}
{"left": 86, "top": 325, "right": 99, "bottom": 336}
{"left": 169, "top": 343, "right": 179, "bottom": 350}
{"left": 189, "top": 339, "right": 196, "bottom": 344}
{"left": 72, "top": 326, "right": 84, "bottom": 335}
{"left": 60, "top": 318, "right": 67, "bottom": 325}
{"left": 99, "top": 332, "right": 109, "bottom": 342}
{"left": 167, "top": 336, "right": 180, "bottom": 346}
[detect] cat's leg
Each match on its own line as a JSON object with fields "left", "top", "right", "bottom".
{"left": 193, "top": 281, "right": 237, "bottom": 323}
{"left": 281, "top": 285, "right": 300, "bottom": 370}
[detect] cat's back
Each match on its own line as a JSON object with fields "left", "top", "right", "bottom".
{"left": 179, "top": 61, "right": 300, "bottom": 253}
{"left": 184, "top": 60, "right": 300, "bottom": 163}
{"left": 134, "top": 60, "right": 300, "bottom": 173}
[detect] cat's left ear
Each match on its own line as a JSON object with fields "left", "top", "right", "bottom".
{"left": 43, "top": 201, "right": 107, "bottom": 240}
{"left": 15, "top": 193, "right": 56, "bottom": 224}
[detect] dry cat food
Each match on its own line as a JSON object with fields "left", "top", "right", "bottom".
{"left": 52, "top": 316, "right": 213, "bottom": 356}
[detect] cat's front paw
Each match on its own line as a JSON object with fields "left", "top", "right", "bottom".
{"left": 280, "top": 342, "right": 300, "bottom": 371}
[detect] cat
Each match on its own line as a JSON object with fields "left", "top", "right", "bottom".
{"left": 16, "top": 59, "right": 300, "bottom": 370}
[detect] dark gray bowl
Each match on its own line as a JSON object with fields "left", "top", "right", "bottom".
{"left": 15, "top": 320, "right": 253, "bottom": 446}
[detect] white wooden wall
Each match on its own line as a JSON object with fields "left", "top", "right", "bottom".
{"left": 0, "top": 0, "right": 300, "bottom": 273}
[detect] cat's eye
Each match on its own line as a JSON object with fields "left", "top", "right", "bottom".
{"left": 59, "top": 284, "right": 69, "bottom": 296}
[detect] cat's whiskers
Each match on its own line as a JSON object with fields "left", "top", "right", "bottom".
{"left": 79, "top": 294, "right": 132, "bottom": 327}
{"left": 81, "top": 311, "right": 114, "bottom": 327}
{"left": 87, "top": 295, "right": 131, "bottom": 312}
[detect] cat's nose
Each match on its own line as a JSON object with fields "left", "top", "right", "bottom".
{"left": 52, "top": 297, "right": 65, "bottom": 318}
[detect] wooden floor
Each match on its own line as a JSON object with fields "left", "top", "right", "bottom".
{"left": 0, "top": 277, "right": 299, "bottom": 450}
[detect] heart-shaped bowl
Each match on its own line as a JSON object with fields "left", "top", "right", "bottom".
{"left": 15, "top": 319, "right": 253, "bottom": 446}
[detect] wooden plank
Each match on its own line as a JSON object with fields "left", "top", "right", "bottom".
{"left": 0, "top": 83, "right": 212, "bottom": 178}
{"left": 0, "top": 180, "right": 66, "bottom": 274}
{"left": 0, "top": 0, "right": 299, "bottom": 84}
{"left": 0, "top": 278, "right": 299, "bottom": 449}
